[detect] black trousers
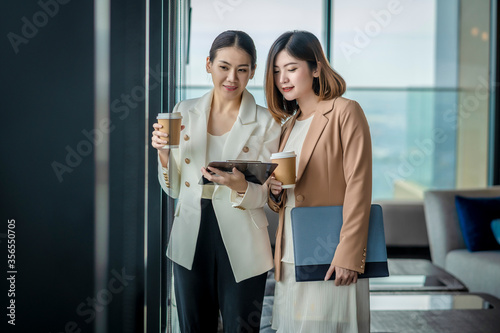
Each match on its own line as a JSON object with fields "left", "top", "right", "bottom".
{"left": 173, "top": 199, "right": 268, "bottom": 333}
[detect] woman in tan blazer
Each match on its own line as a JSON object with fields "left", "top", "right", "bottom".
{"left": 265, "top": 31, "right": 372, "bottom": 332}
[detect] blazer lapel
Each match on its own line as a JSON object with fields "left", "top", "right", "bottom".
{"left": 221, "top": 89, "right": 258, "bottom": 160}
{"left": 278, "top": 113, "right": 298, "bottom": 153}
{"left": 296, "top": 98, "right": 337, "bottom": 182}
{"left": 188, "top": 90, "right": 213, "bottom": 169}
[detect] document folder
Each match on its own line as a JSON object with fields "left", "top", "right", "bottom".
{"left": 291, "top": 204, "right": 389, "bottom": 282}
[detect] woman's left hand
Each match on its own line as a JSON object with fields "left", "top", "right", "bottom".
{"left": 200, "top": 166, "right": 249, "bottom": 194}
{"left": 324, "top": 265, "right": 358, "bottom": 286}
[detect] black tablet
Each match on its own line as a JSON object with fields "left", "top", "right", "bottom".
{"left": 199, "top": 160, "right": 278, "bottom": 185}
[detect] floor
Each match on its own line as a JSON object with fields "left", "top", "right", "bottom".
{"left": 171, "top": 257, "right": 500, "bottom": 332}
{"left": 259, "top": 261, "right": 500, "bottom": 333}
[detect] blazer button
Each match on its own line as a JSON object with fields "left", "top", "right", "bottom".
{"left": 296, "top": 195, "right": 304, "bottom": 202}
{"left": 184, "top": 134, "right": 190, "bottom": 141}
{"left": 242, "top": 146, "right": 249, "bottom": 153}
{"left": 185, "top": 181, "right": 190, "bottom": 187}
{"left": 185, "top": 158, "right": 190, "bottom": 164}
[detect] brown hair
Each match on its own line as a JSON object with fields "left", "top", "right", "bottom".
{"left": 264, "top": 31, "right": 346, "bottom": 122}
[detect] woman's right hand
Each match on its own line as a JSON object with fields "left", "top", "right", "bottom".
{"left": 151, "top": 123, "right": 185, "bottom": 167}
{"left": 151, "top": 123, "right": 170, "bottom": 151}
{"left": 269, "top": 176, "right": 283, "bottom": 197}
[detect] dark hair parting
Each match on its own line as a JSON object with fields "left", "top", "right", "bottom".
{"left": 209, "top": 30, "right": 257, "bottom": 69}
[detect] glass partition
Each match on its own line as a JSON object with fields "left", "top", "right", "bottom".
{"left": 160, "top": 0, "right": 496, "bottom": 330}
{"left": 172, "top": 0, "right": 493, "bottom": 203}
{"left": 371, "top": 294, "right": 493, "bottom": 311}
{"left": 179, "top": 0, "right": 325, "bottom": 104}
{"left": 332, "top": 0, "right": 492, "bottom": 200}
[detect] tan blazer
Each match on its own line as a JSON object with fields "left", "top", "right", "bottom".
{"left": 268, "top": 97, "right": 372, "bottom": 282}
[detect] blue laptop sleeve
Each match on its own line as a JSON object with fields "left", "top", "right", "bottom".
{"left": 290, "top": 204, "right": 389, "bottom": 282}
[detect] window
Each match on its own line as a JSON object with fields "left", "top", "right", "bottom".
{"left": 332, "top": 0, "right": 492, "bottom": 200}
{"left": 179, "top": 0, "right": 324, "bottom": 105}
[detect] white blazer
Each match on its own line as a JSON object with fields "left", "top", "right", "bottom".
{"left": 158, "top": 89, "right": 280, "bottom": 282}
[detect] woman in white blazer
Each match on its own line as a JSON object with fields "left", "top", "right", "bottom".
{"left": 151, "top": 31, "right": 280, "bottom": 333}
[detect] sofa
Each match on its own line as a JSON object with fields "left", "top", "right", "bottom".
{"left": 375, "top": 200, "right": 428, "bottom": 249}
{"left": 424, "top": 186, "right": 500, "bottom": 298}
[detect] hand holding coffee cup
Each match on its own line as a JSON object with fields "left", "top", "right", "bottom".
{"left": 152, "top": 123, "right": 169, "bottom": 150}
{"left": 153, "top": 112, "right": 183, "bottom": 149}
{"left": 269, "top": 177, "right": 284, "bottom": 197}
{"left": 271, "top": 151, "right": 296, "bottom": 189}
{"left": 152, "top": 125, "right": 185, "bottom": 150}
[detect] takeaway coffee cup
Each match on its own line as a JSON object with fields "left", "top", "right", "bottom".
{"left": 271, "top": 151, "right": 296, "bottom": 188}
{"left": 156, "top": 112, "right": 182, "bottom": 148}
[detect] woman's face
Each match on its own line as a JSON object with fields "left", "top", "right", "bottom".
{"left": 206, "top": 47, "right": 255, "bottom": 101}
{"left": 273, "top": 50, "right": 318, "bottom": 103}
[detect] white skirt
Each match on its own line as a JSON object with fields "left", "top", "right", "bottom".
{"left": 271, "top": 262, "right": 370, "bottom": 333}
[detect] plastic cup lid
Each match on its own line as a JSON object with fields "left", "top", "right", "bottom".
{"left": 271, "top": 151, "right": 296, "bottom": 159}
{"left": 157, "top": 112, "right": 182, "bottom": 119}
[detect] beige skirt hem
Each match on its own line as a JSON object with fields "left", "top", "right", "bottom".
{"left": 271, "top": 262, "right": 370, "bottom": 333}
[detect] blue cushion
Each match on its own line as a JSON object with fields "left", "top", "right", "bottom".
{"left": 492, "top": 219, "right": 500, "bottom": 245}
{"left": 455, "top": 196, "right": 500, "bottom": 252}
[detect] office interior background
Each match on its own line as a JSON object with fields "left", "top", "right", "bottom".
{"left": 1, "top": 0, "right": 499, "bottom": 332}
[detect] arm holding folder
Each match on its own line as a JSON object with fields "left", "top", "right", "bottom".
{"left": 269, "top": 98, "right": 375, "bottom": 285}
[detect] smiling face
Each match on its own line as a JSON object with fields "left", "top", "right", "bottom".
{"left": 206, "top": 46, "right": 255, "bottom": 102}
{"left": 273, "top": 50, "right": 319, "bottom": 104}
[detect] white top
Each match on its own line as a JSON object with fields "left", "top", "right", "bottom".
{"left": 281, "top": 115, "right": 313, "bottom": 263}
{"left": 207, "top": 131, "right": 229, "bottom": 162}
{"left": 202, "top": 131, "right": 229, "bottom": 199}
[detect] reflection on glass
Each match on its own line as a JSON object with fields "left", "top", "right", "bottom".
{"left": 180, "top": 0, "right": 324, "bottom": 102}
{"left": 370, "top": 275, "right": 428, "bottom": 289}
{"left": 370, "top": 294, "right": 492, "bottom": 311}
{"left": 179, "top": 0, "right": 492, "bottom": 201}
{"left": 182, "top": 0, "right": 495, "bottom": 200}
{"left": 345, "top": 89, "right": 458, "bottom": 199}
{"left": 332, "top": 0, "right": 491, "bottom": 200}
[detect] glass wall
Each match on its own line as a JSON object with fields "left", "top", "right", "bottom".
{"left": 332, "top": 0, "right": 492, "bottom": 200}
{"left": 175, "top": 0, "right": 493, "bottom": 201}
{"left": 178, "top": 0, "right": 324, "bottom": 104}
{"left": 164, "top": 0, "right": 496, "bottom": 329}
